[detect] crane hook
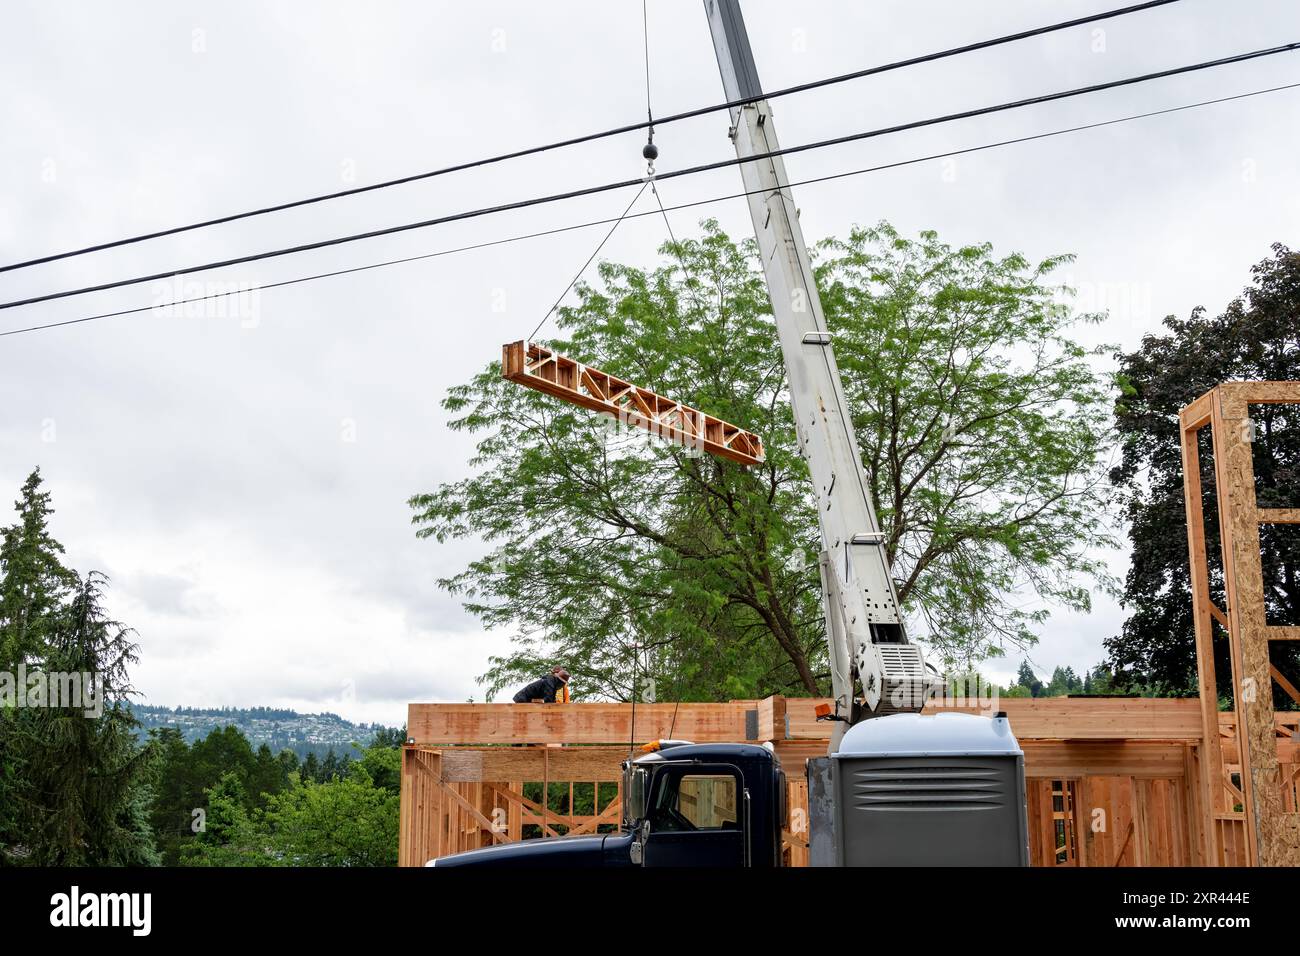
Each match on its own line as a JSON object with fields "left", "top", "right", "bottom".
{"left": 643, "top": 129, "right": 659, "bottom": 177}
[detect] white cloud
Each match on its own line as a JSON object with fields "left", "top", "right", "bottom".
{"left": 3, "top": 0, "right": 1296, "bottom": 725}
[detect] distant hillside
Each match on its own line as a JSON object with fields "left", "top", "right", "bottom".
{"left": 130, "top": 705, "right": 400, "bottom": 760}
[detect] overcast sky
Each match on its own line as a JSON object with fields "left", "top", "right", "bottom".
{"left": 2, "top": 0, "right": 1297, "bottom": 725}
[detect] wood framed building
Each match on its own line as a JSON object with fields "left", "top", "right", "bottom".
{"left": 398, "top": 381, "right": 1298, "bottom": 867}
{"left": 1179, "top": 381, "right": 1300, "bottom": 866}
{"left": 399, "top": 695, "right": 1297, "bottom": 867}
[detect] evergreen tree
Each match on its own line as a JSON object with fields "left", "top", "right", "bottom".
{"left": 0, "top": 468, "right": 78, "bottom": 670}
{"left": 370, "top": 725, "right": 407, "bottom": 749}
{"left": 146, "top": 727, "right": 194, "bottom": 864}
{"left": 301, "top": 751, "right": 320, "bottom": 783}
{"left": 276, "top": 748, "right": 299, "bottom": 788}
{"left": 1014, "top": 660, "right": 1043, "bottom": 697}
{"left": 249, "top": 744, "right": 284, "bottom": 807}
{"left": 12, "top": 572, "right": 159, "bottom": 865}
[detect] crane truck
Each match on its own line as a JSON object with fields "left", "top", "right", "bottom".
{"left": 431, "top": 0, "right": 1029, "bottom": 868}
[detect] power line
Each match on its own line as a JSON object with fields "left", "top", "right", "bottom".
{"left": 3, "top": 42, "right": 1294, "bottom": 316}
{"left": 0, "top": 0, "right": 1182, "bottom": 275}
{"left": 5, "top": 79, "right": 1295, "bottom": 340}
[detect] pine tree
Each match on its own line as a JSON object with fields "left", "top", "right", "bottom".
{"left": 276, "top": 748, "right": 299, "bottom": 788}
{"left": 249, "top": 745, "right": 284, "bottom": 807}
{"left": 1015, "top": 660, "right": 1043, "bottom": 697}
{"left": 13, "top": 572, "right": 159, "bottom": 865}
{"left": 0, "top": 468, "right": 78, "bottom": 670}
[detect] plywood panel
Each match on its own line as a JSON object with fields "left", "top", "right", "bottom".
{"left": 1200, "top": 382, "right": 1300, "bottom": 866}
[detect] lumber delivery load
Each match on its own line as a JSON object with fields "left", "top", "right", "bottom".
{"left": 501, "top": 340, "right": 765, "bottom": 466}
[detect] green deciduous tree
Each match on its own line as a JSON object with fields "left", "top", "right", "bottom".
{"left": 819, "top": 224, "right": 1116, "bottom": 665}
{"left": 411, "top": 222, "right": 1116, "bottom": 701}
{"left": 184, "top": 745, "right": 400, "bottom": 867}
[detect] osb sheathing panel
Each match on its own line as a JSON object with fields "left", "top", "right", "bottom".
{"left": 1183, "top": 381, "right": 1300, "bottom": 867}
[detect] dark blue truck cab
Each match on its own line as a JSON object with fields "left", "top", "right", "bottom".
{"left": 428, "top": 742, "right": 786, "bottom": 868}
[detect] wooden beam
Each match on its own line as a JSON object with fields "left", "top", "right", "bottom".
{"left": 408, "top": 700, "right": 757, "bottom": 745}
{"left": 564, "top": 797, "right": 624, "bottom": 836}
{"left": 1180, "top": 403, "right": 1230, "bottom": 859}
{"left": 1179, "top": 390, "right": 1215, "bottom": 430}
{"left": 1216, "top": 380, "right": 1300, "bottom": 411}
{"left": 1113, "top": 821, "right": 1135, "bottom": 867}
{"left": 782, "top": 696, "right": 1205, "bottom": 741}
{"left": 407, "top": 751, "right": 508, "bottom": 848}
{"left": 483, "top": 782, "right": 569, "bottom": 837}
{"left": 1208, "top": 601, "right": 1230, "bottom": 631}
{"left": 1019, "top": 741, "right": 1190, "bottom": 779}
{"left": 412, "top": 697, "right": 1208, "bottom": 746}
{"left": 433, "top": 779, "right": 507, "bottom": 845}
{"left": 757, "top": 695, "right": 787, "bottom": 742}
{"left": 436, "top": 746, "right": 626, "bottom": 782}
{"left": 501, "top": 340, "right": 765, "bottom": 466}
{"left": 1223, "top": 772, "right": 1245, "bottom": 808}
{"left": 1265, "top": 625, "right": 1300, "bottom": 641}
{"left": 1271, "top": 665, "right": 1300, "bottom": 706}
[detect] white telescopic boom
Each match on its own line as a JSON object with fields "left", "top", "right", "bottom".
{"left": 702, "top": 0, "right": 932, "bottom": 745}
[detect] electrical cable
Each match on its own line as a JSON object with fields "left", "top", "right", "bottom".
{"left": 0, "top": 0, "right": 1183, "bottom": 275}
{"left": 4, "top": 41, "right": 1293, "bottom": 315}
{"left": 3, "top": 80, "right": 1296, "bottom": 339}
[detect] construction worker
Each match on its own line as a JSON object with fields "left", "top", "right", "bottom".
{"left": 511, "top": 666, "right": 571, "bottom": 704}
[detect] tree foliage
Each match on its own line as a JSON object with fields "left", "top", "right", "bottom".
{"left": 0, "top": 468, "right": 78, "bottom": 671}
{"left": 410, "top": 222, "right": 1115, "bottom": 700}
{"left": 1107, "top": 243, "right": 1300, "bottom": 703}
{"left": 0, "top": 469, "right": 402, "bottom": 867}
{"left": 183, "top": 744, "right": 400, "bottom": 867}
{"left": 3, "top": 571, "right": 158, "bottom": 865}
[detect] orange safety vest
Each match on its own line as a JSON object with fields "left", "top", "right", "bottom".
{"left": 557, "top": 682, "right": 570, "bottom": 704}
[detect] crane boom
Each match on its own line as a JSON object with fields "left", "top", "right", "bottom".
{"left": 702, "top": 0, "right": 934, "bottom": 745}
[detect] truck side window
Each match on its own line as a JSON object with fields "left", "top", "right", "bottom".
{"left": 651, "top": 772, "right": 740, "bottom": 832}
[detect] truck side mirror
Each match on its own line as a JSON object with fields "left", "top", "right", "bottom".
{"left": 630, "top": 820, "right": 650, "bottom": 866}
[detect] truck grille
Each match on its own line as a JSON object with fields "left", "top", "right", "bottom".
{"left": 850, "top": 764, "right": 1004, "bottom": 812}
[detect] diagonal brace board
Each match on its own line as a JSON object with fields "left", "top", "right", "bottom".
{"left": 502, "top": 340, "right": 765, "bottom": 466}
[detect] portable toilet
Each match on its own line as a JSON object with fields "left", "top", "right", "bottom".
{"left": 824, "top": 711, "right": 1029, "bottom": 866}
